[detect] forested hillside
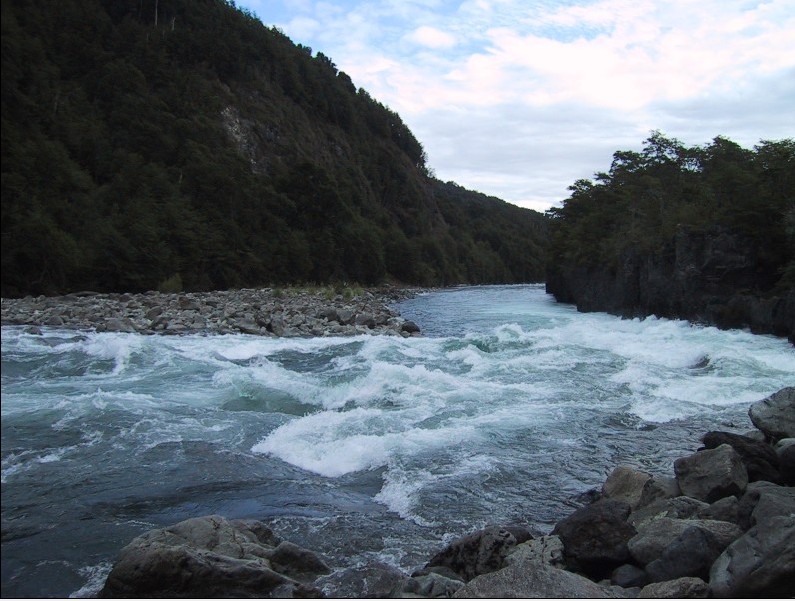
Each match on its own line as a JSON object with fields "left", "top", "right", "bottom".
{"left": 546, "top": 132, "right": 794, "bottom": 339}
{"left": 1, "top": 0, "right": 547, "bottom": 297}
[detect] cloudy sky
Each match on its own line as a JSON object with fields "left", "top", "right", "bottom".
{"left": 238, "top": 0, "right": 795, "bottom": 213}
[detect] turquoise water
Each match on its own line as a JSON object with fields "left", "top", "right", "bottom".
{"left": 2, "top": 284, "right": 793, "bottom": 597}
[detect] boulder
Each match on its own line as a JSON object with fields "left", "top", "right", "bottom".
{"left": 100, "top": 515, "right": 325, "bottom": 598}
{"left": 336, "top": 308, "right": 355, "bottom": 325}
{"left": 636, "top": 475, "right": 680, "bottom": 509}
{"left": 451, "top": 559, "right": 628, "bottom": 598}
{"left": 396, "top": 571, "right": 464, "bottom": 598}
{"left": 701, "top": 430, "right": 781, "bottom": 483}
{"left": 629, "top": 496, "right": 708, "bottom": 529}
{"left": 674, "top": 443, "right": 748, "bottom": 503}
{"left": 267, "top": 541, "right": 331, "bottom": 581}
{"left": 551, "top": 499, "right": 636, "bottom": 579}
{"left": 505, "top": 535, "right": 565, "bottom": 568}
{"left": 100, "top": 317, "right": 137, "bottom": 333}
{"left": 695, "top": 495, "right": 740, "bottom": 525}
{"left": 639, "top": 577, "right": 709, "bottom": 598}
{"left": 601, "top": 466, "right": 652, "bottom": 509}
{"left": 401, "top": 320, "right": 421, "bottom": 334}
{"left": 354, "top": 313, "right": 376, "bottom": 328}
{"left": 737, "top": 481, "right": 795, "bottom": 529}
{"left": 627, "top": 517, "right": 741, "bottom": 568}
{"left": 644, "top": 526, "right": 724, "bottom": 582}
{"left": 709, "top": 515, "right": 795, "bottom": 597}
{"left": 775, "top": 438, "right": 795, "bottom": 485}
{"left": 424, "top": 526, "right": 520, "bottom": 582}
{"left": 319, "top": 563, "right": 409, "bottom": 598}
{"left": 748, "top": 387, "right": 795, "bottom": 441}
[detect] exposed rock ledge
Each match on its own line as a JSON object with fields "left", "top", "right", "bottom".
{"left": 101, "top": 387, "right": 795, "bottom": 598}
{"left": 0, "top": 286, "right": 424, "bottom": 338}
{"left": 546, "top": 225, "right": 795, "bottom": 343}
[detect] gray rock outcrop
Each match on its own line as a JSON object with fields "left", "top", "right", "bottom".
{"left": 100, "top": 515, "right": 328, "bottom": 598}
{"left": 674, "top": 443, "right": 748, "bottom": 503}
{"left": 748, "top": 386, "right": 795, "bottom": 441}
{"left": 627, "top": 518, "right": 741, "bottom": 569}
{"left": 552, "top": 499, "right": 637, "bottom": 579}
{"left": 709, "top": 515, "right": 795, "bottom": 597}
{"left": 545, "top": 225, "right": 795, "bottom": 341}
{"left": 424, "top": 525, "right": 525, "bottom": 582}
{"left": 601, "top": 466, "right": 652, "bottom": 509}
{"left": 701, "top": 430, "right": 781, "bottom": 483}
{"left": 638, "top": 577, "right": 710, "bottom": 598}
{"left": 451, "top": 559, "right": 628, "bottom": 598}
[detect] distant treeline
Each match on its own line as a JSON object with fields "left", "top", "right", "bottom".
{"left": 1, "top": 0, "right": 547, "bottom": 297}
{"left": 547, "top": 132, "right": 795, "bottom": 296}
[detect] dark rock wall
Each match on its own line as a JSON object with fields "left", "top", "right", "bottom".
{"left": 547, "top": 226, "right": 795, "bottom": 342}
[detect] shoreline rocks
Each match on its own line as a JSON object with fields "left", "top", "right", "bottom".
{"left": 1, "top": 285, "right": 425, "bottom": 338}
{"left": 100, "top": 386, "right": 795, "bottom": 598}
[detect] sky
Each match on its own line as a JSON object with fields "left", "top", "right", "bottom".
{"left": 237, "top": 0, "right": 795, "bottom": 213}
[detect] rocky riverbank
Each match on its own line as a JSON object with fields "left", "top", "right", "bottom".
{"left": 100, "top": 387, "right": 795, "bottom": 598}
{"left": 0, "top": 286, "right": 424, "bottom": 338}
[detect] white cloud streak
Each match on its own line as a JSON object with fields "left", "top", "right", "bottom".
{"left": 243, "top": 0, "right": 795, "bottom": 212}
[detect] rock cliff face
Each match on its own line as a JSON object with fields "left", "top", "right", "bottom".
{"left": 546, "top": 225, "right": 795, "bottom": 342}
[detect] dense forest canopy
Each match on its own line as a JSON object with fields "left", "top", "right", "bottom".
{"left": 547, "top": 132, "right": 795, "bottom": 295}
{"left": 1, "top": 0, "right": 548, "bottom": 297}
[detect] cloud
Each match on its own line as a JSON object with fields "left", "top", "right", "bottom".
{"left": 241, "top": 0, "right": 795, "bottom": 211}
{"left": 406, "top": 25, "right": 457, "bottom": 49}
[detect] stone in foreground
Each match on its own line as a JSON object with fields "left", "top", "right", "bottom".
{"left": 673, "top": 443, "right": 748, "bottom": 503}
{"left": 451, "top": 559, "right": 628, "bottom": 598}
{"left": 552, "top": 499, "right": 636, "bottom": 579}
{"left": 424, "top": 525, "right": 526, "bottom": 581}
{"left": 709, "top": 515, "right": 795, "bottom": 597}
{"left": 101, "top": 515, "right": 327, "bottom": 598}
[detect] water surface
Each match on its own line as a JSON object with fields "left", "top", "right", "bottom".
{"left": 2, "top": 284, "right": 793, "bottom": 597}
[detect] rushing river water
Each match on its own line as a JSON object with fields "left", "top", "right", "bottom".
{"left": 2, "top": 284, "right": 794, "bottom": 597}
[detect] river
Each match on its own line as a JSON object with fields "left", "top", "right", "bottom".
{"left": 2, "top": 284, "right": 793, "bottom": 597}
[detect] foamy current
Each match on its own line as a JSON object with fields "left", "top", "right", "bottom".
{"left": 2, "top": 285, "right": 793, "bottom": 597}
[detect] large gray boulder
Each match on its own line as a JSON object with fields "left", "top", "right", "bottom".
{"left": 709, "top": 515, "right": 795, "bottom": 597}
{"left": 748, "top": 387, "right": 795, "bottom": 441}
{"left": 629, "top": 496, "right": 708, "bottom": 529}
{"left": 100, "top": 515, "right": 327, "bottom": 598}
{"left": 319, "top": 562, "right": 411, "bottom": 598}
{"left": 644, "top": 526, "right": 724, "bottom": 582}
{"left": 638, "top": 577, "right": 709, "bottom": 598}
{"left": 674, "top": 443, "right": 748, "bottom": 503}
{"left": 395, "top": 570, "right": 464, "bottom": 598}
{"left": 627, "top": 517, "right": 741, "bottom": 568}
{"left": 696, "top": 495, "right": 740, "bottom": 525}
{"left": 552, "top": 499, "right": 637, "bottom": 579}
{"left": 424, "top": 526, "right": 524, "bottom": 582}
{"left": 505, "top": 535, "right": 565, "bottom": 568}
{"left": 737, "top": 481, "right": 795, "bottom": 529}
{"left": 451, "top": 559, "right": 628, "bottom": 598}
{"left": 701, "top": 431, "right": 781, "bottom": 483}
{"left": 636, "top": 475, "right": 680, "bottom": 509}
{"left": 601, "top": 466, "right": 652, "bottom": 509}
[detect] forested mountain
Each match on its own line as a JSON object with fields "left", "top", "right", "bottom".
{"left": 1, "top": 0, "right": 547, "bottom": 297}
{"left": 546, "top": 132, "right": 795, "bottom": 340}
